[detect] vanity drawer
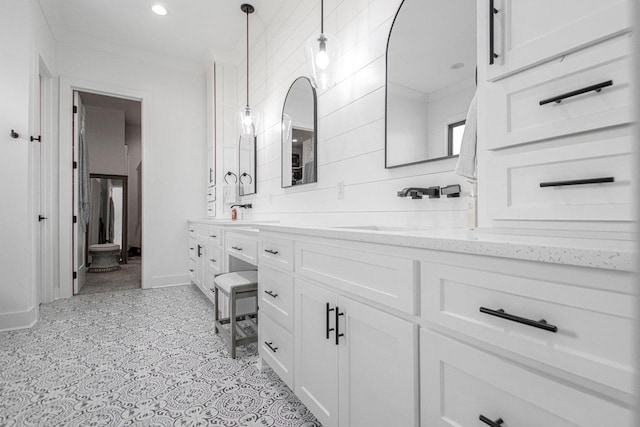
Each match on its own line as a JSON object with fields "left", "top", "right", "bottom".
{"left": 226, "top": 232, "right": 258, "bottom": 265}
{"left": 188, "top": 225, "right": 196, "bottom": 239}
{"left": 260, "top": 235, "right": 294, "bottom": 272}
{"left": 421, "top": 329, "right": 632, "bottom": 426}
{"left": 421, "top": 259, "right": 636, "bottom": 394}
{"left": 189, "top": 239, "right": 197, "bottom": 260}
{"left": 198, "top": 225, "right": 222, "bottom": 247}
{"left": 259, "top": 312, "right": 294, "bottom": 388}
{"left": 486, "top": 35, "right": 632, "bottom": 150}
{"left": 259, "top": 265, "right": 294, "bottom": 331}
{"left": 207, "top": 246, "right": 223, "bottom": 276}
{"left": 188, "top": 258, "right": 196, "bottom": 282}
{"left": 486, "top": 135, "right": 633, "bottom": 222}
{"left": 296, "top": 241, "right": 417, "bottom": 314}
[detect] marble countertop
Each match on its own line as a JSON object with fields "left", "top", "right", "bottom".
{"left": 255, "top": 224, "right": 635, "bottom": 272}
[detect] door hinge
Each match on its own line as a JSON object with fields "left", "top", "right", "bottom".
{"left": 73, "top": 105, "right": 78, "bottom": 114}
{"left": 73, "top": 215, "right": 77, "bottom": 224}
{"left": 73, "top": 161, "right": 78, "bottom": 169}
{"left": 73, "top": 271, "right": 77, "bottom": 279}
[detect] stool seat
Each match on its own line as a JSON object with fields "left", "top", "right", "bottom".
{"left": 214, "top": 270, "right": 258, "bottom": 294}
{"left": 213, "top": 270, "right": 258, "bottom": 359}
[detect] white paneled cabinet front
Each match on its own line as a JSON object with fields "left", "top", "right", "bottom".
{"left": 485, "top": 0, "right": 631, "bottom": 81}
{"left": 295, "top": 279, "right": 418, "bottom": 427}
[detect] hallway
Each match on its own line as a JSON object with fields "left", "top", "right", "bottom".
{"left": 0, "top": 286, "right": 319, "bottom": 426}
{"left": 79, "top": 256, "right": 141, "bottom": 295}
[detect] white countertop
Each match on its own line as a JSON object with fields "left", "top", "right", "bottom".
{"left": 255, "top": 223, "right": 635, "bottom": 272}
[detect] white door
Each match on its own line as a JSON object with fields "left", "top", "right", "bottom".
{"left": 485, "top": 0, "right": 630, "bottom": 81}
{"left": 294, "top": 279, "right": 339, "bottom": 427}
{"left": 72, "top": 92, "right": 87, "bottom": 294}
{"left": 337, "top": 297, "right": 418, "bottom": 427}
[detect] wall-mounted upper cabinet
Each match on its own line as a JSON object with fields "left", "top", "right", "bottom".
{"left": 485, "top": 0, "right": 632, "bottom": 81}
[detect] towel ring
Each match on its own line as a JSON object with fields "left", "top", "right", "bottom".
{"left": 224, "top": 172, "right": 238, "bottom": 184}
{"left": 240, "top": 173, "right": 253, "bottom": 184}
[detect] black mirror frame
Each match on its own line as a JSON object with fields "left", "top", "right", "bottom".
{"left": 281, "top": 76, "right": 318, "bottom": 188}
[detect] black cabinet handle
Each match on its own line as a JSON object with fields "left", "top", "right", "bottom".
{"left": 264, "top": 249, "right": 279, "bottom": 255}
{"left": 489, "top": 0, "right": 499, "bottom": 64}
{"left": 209, "top": 168, "right": 213, "bottom": 183}
{"left": 189, "top": 269, "right": 194, "bottom": 272}
{"left": 335, "top": 306, "right": 345, "bottom": 345}
{"left": 326, "top": 303, "right": 335, "bottom": 340}
{"left": 265, "top": 290, "right": 278, "bottom": 299}
{"left": 38, "top": 215, "right": 47, "bottom": 222}
{"left": 210, "top": 235, "right": 217, "bottom": 238}
{"left": 480, "top": 307, "right": 558, "bottom": 333}
{"left": 479, "top": 415, "right": 504, "bottom": 427}
{"left": 197, "top": 244, "right": 202, "bottom": 257}
{"left": 209, "top": 259, "right": 216, "bottom": 263}
{"left": 539, "top": 80, "right": 613, "bottom": 105}
{"left": 264, "top": 341, "right": 278, "bottom": 353}
{"left": 231, "top": 246, "right": 243, "bottom": 251}
{"left": 540, "top": 177, "right": 614, "bottom": 188}
{"left": 189, "top": 229, "right": 195, "bottom": 232}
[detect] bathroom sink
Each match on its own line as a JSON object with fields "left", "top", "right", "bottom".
{"left": 331, "top": 225, "right": 422, "bottom": 232}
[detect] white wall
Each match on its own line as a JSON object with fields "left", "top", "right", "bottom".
{"left": 0, "top": 0, "right": 57, "bottom": 330}
{"left": 85, "top": 105, "right": 127, "bottom": 175}
{"left": 126, "top": 124, "right": 142, "bottom": 248}
{"left": 57, "top": 43, "right": 207, "bottom": 291}
{"left": 233, "top": 0, "right": 470, "bottom": 228}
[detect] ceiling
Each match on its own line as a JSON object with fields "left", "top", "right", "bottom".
{"left": 38, "top": 0, "right": 285, "bottom": 65}
{"left": 79, "top": 92, "right": 141, "bottom": 127}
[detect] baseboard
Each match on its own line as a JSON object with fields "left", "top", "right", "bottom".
{"left": 145, "top": 273, "right": 190, "bottom": 289}
{"left": 150, "top": 282, "right": 191, "bottom": 289}
{"left": 0, "top": 306, "right": 38, "bottom": 331}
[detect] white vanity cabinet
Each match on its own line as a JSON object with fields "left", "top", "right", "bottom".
{"left": 188, "top": 222, "right": 226, "bottom": 304}
{"left": 479, "top": 0, "right": 634, "bottom": 236}
{"left": 295, "top": 279, "right": 418, "bottom": 427}
{"left": 485, "top": 0, "right": 631, "bottom": 81}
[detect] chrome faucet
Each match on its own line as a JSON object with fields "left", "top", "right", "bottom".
{"left": 396, "top": 187, "right": 440, "bottom": 199}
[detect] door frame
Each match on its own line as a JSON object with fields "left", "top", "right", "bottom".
{"left": 58, "top": 77, "right": 149, "bottom": 299}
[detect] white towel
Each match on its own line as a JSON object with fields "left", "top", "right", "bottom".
{"left": 224, "top": 183, "right": 237, "bottom": 204}
{"left": 455, "top": 92, "right": 478, "bottom": 180}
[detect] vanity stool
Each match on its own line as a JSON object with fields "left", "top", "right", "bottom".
{"left": 213, "top": 270, "right": 258, "bottom": 359}
{"left": 88, "top": 243, "right": 121, "bottom": 272}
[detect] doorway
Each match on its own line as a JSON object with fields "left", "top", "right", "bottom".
{"left": 72, "top": 91, "right": 142, "bottom": 295}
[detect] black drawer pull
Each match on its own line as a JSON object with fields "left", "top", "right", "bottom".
{"left": 231, "top": 246, "right": 243, "bottom": 251}
{"left": 210, "top": 235, "right": 217, "bottom": 238}
{"left": 488, "top": 0, "right": 499, "bottom": 64}
{"left": 189, "top": 229, "right": 195, "bottom": 232}
{"left": 265, "top": 341, "right": 278, "bottom": 353}
{"left": 189, "top": 269, "right": 194, "bottom": 272}
{"left": 480, "top": 307, "right": 558, "bottom": 333}
{"left": 190, "top": 247, "right": 194, "bottom": 250}
{"left": 209, "top": 259, "right": 216, "bottom": 263}
{"left": 264, "top": 249, "right": 279, "bottom": 255}
{"left": 479, "top": 415, "right": 504, "bottom": 427}
{"left": 264, "top": 290, "right": 278, "bottom": 299}
{"left": 539, "top": 80, "right": 613, "bottom": 105}
{"left": 335, "top": 306, "right": 345, "bottom": 345}
{"left": 326, "top": 303, "right": 335, "bottom": 340}
{"left": 540, "top": 176, "right": 614, "bottom": 188}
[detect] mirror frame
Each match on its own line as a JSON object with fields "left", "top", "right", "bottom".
{"left": 89, "top": 173, "right": 128, "bottom": 264}
{"left": 238, "top": 135, "right": 257, "bottom": 196}
{"left": 384, "top": 0, "right": 464, "bottom": 169}
{"left": 281, "top": 76, "right": 318, "bottom": 188}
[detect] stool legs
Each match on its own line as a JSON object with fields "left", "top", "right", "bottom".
{"left": 214, "top": 287, "right": 219, "bottom": 334}
{"left": 230, "top": 288, "right": 237, "bottom": 359}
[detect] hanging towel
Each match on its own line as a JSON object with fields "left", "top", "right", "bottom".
{"left": 454, "top": 92, "right": 478, "bottom": 180}
{"left": 224, "top": 183, "right": 238, "bottom": 204}
{"left": 78, "top": 113, "right": 91, "bottom": 231}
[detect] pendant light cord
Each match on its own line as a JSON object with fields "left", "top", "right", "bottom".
{"left": 320, "top": 0, "right": 324, "bottom": 33}
{"left": 246, "top": 9, "right": 249, "bottom": 107}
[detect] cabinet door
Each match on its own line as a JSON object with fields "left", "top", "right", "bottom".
{"left": 338, "top": 297, "right": 418, "bottom": 427}
{"left": 485, "top": 0, "right": 630, "bottom": 80}
{"left": 294, "top": 280, "right": 339, "bottom": 427}
{"left": 196, "top": 244, "right": 206, "bottom": 287}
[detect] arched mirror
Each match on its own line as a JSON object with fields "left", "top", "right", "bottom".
{"left": 386, "top": 0, "right": 476, "bottom": 168}
{"left": 282, "top": 77, "right": 317, "bottom": 187}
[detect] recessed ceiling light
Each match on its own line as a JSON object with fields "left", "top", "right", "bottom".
{"left": 451, "top": 62, "right": 465, "bottom": 70}
{"left": 151, "top": 4, "right": 168, "bottom": 16}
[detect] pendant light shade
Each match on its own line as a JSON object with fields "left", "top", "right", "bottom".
{"left": 305, "top": 0, "right": 342, "bottom": 90}
{"left": 239, "top": 4, "right": 260, "bottom": 136}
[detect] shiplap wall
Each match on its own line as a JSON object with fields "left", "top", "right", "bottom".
{"left": 235, "top": 0, "right": 471, "bottom": 228}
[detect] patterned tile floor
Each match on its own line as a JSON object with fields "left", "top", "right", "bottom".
{"left": 0, "top": 285, "right": 320, "bottom": 426}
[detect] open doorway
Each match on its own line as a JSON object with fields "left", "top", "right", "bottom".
{"left": 73, "top": 91, "right": 142, "bottom": 295}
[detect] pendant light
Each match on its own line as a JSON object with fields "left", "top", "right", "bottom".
{"left": 305, "top": 0, "right": 342, "bottom": 90}
{"left": 239, "top": 4, "right": 260, "bottom": 136}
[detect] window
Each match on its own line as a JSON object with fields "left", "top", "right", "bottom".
{"left": 448, "top": 120, "right": 466, "bottom": 156}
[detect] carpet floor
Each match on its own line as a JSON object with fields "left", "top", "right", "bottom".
{"left": 0, "top": 285, "right": 320, "bottom": 426}
{"left": 79, "top": 257, "right": 142, "bottom": 295}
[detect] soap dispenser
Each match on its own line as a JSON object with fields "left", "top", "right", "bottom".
{"left": 231, "top": 208, "right": 237, "bottom": 221}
